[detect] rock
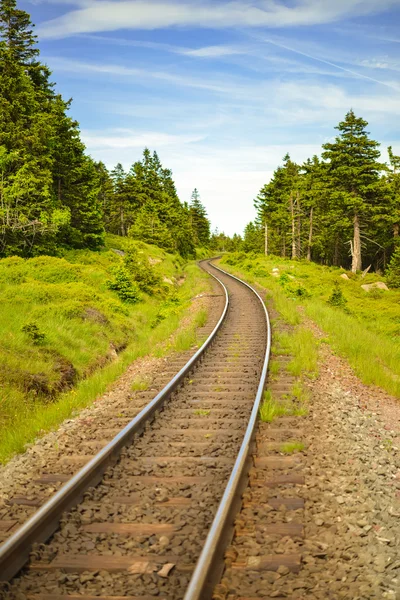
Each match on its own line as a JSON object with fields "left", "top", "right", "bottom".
{"left": 277, "top": 565, "right": 290, "bottom": 575}
{"left": 361, "top": 282, "right": 389, "bottom": 292}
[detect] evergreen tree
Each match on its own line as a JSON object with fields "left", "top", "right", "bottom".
{"left": 0, "top": 0, "right": 104, "bottom": 255}
{"left": 322, "top": 110, "right": 384, "bottom": 272}
{"left": 0, "top": 0, "right": 51, "bottom": 90}
{"left": 109, "top": 163, "right": 129, "bottom": 236}
{"left": 385, "top": 146, "right": 400, "bottom": 241}
{"left": 243, "top": 222, "right": 264, "bottom": 253}
{"left": 255, "top": 154, "right": 301, "bottom": 258}
{"left": 0, "top": 46, "right": 63, "bottom": 255}
{"left": 189, "top": 188, "right": 210, "bottom": 246}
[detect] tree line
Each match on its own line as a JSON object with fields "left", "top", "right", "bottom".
{"left": 244, "top": 110, "right": 400, "bottom": 273}
{"left": 0, "top": 0, "right": 211, "bottom": 258}
{"left": 101, "top": 157, "right": 210, "bottom": 258}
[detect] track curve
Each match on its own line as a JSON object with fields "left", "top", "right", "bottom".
{"left": 0, "top": 260, "right": 270, "bottom": 600}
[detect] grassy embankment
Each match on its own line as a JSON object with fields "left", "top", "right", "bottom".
{"left": 0, "top": 236, "right": 211, "bottom": 463}
{"left": 219, "top": 252, "right": 400, "bottom": 400}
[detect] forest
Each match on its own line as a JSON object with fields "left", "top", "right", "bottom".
{"left": 2, "top": 0, "right": 400, "bottom": 284}
{"left": 243, "top": 110, "right": 400, "bottom": 277}
{"left": 0, "top": 0, "right": 211, "bottom": 259}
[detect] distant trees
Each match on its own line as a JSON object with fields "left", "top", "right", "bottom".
{"left": 104, "top": 151, "right": 211, "bottom": 258}
{"left": 254, "top": 110, "right": 396, "bottom": 272}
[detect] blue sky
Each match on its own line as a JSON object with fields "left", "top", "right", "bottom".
{"left": 22, "top": 0, "right": 400, "bottom": 235}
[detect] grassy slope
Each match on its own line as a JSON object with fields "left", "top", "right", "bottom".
{"left": 220, "top": 252, "right": 400, "bottom": 399}
{"left": 0, "top": 237, "right": 211, "bottom": 462}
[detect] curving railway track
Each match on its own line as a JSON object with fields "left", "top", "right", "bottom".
{"left": 0, "top": 260, "right": 273, "bottom": 600}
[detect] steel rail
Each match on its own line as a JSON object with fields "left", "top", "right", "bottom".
{"left": 184, "top": 261, "right": 271, "bottom": 600}
{"left": 0, "top": 263, "right": 229, "bottom": 582}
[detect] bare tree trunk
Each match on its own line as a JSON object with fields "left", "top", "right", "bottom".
{"left": 282, "top": 233, "right": 286, "bottom": 258}
{"left": 264, "top": 223, "right": 268, "bottom": 256}
{"left": 58, "top": 179, "right": 61, "bottom": 203}
{"left": 290, "top": 192, "right": 297, "bottom": 259}
{"left": 307, "top": 206, "right": 313, "bottom": 261}
{"left": 351, "top": 213, "right": 362, "bottom": 273}
{"left": 394, "top": 224, "right": 399, "bottom": 237}
{"left": 297, "top": 191, "right": 301, "bottom": 257}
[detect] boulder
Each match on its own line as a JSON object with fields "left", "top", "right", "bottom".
{"left": 361, "top": 282, "right": 389, "bottom": 292}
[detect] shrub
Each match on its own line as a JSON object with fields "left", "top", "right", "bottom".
{"left": 106, "top": 267, "right": 141, "bottom": 303}
{"left": 287, "top": 284, "right": 311, "bottom": 298}
{"left": 278, "top": 272, "right": 291, "bottom": 286}
{"left": 21, "top": 322, "right": 46, "bottom": 344}
{"left": 327, "top": 282, "right": 347, "bottom": 308}
{"left": 124, "top": 244, "right": 162, "bottom": 294}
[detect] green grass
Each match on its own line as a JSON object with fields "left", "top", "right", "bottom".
{"left": 274, "top": 328, "right": 318, "bottom": 379}
{"left": 259, "top": 388, "right": 308, "bottom": 423}
{"left": 220, "top": 252, "right": 400, "bottom": 399}
{"left": 194, "top": 408, "right": 210, "bottom": 416}
{"left": 0, "top": 237, "right": 212, "bottom": 463}
{"left": 280, "top": 441, "right": 305, "bottom": 454}
{"left": 259, "top": 391, "right": 289, "bottom": 422}
{"left": 131, "top": 376, "right": 150, "bottom": 391}
{"left": 269, "top": 361, "right": 280, "bottom": 376}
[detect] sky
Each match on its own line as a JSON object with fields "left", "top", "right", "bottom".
{"left": 21, "top": 0, "right": 400, "bottom": 235}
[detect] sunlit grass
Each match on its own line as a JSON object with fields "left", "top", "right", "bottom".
{"left": 0, "top": 238, "right": 213, "bottom": 464}
{"left": 220, "top": 253, "right": 400, "bottom": 399}
{"left": 280, "top": 441, "right": 305, "bottom": 454}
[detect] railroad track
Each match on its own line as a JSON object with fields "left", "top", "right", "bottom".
{"left": 0, "top": 260, "right": 271, "bottom": 600}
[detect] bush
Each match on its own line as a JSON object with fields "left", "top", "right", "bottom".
{"left": 287, "top": 284, "right": 311, "bottom": 298}
{"left": 21, "top": 322, "right": 46, "bottom": 344}
{"left": 106, "top": 266, "right": 141, "bottom": 303}
{"left": 327, "top": 282, "right": 347, "bottom": 308}
{"left": 124, "top": 244, "right": 162, "bottom": 294}
{"left": 278, "top": 272, "right": 291, "bottom": 286}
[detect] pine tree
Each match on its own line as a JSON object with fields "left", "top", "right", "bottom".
{"left": 0, "top": 0, "right": 104, "bottom": 254}
{"left": 255, "top": 154, "right": 301, "bottom": 258}
{"left": 189, "top": 188, "right": 210, "bottom": 246}
{"left": 109, "top": 163, "right": 129, "bottom": 236}
{"left": 50, "top": 96, "right": 104, "bottom": 248}
{"left": 322, "top": 110, "right": 384, "bottom": 272}
{"left": 0, "top": 0, "right": 51, "bottom": 90}
{"left": 0, "top": 45, "right": 62, "bottom": 255}
{"left": 386, "top": 146, "right": 400, "bottom": 240}
{"left": 96, "top": 161, "right": 114, "bottom": 226}
{"left": 243, "top": 222, "right": 264, "bottom": 253}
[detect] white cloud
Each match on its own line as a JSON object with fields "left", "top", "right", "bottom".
{"left": 183, "top": 45, "right": 247, "bottom": 58}
{"left": 37, "top": 0, "right": 398, "bottom": 39}
{"left": 81, "top": 129, "right": 206, "bottom": 150}
{"left": 45, "top": 56, "right": 249, "bottom": 94}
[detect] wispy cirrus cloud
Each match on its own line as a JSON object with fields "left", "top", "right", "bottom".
{"left": 81, "top": 129, "right": 206, "bottom": 150}
{"left": 37, "top": 0, "right": 398, "bottom": 39}
{"left": 46, "top": 56, "right": 249, "bottom": 95}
